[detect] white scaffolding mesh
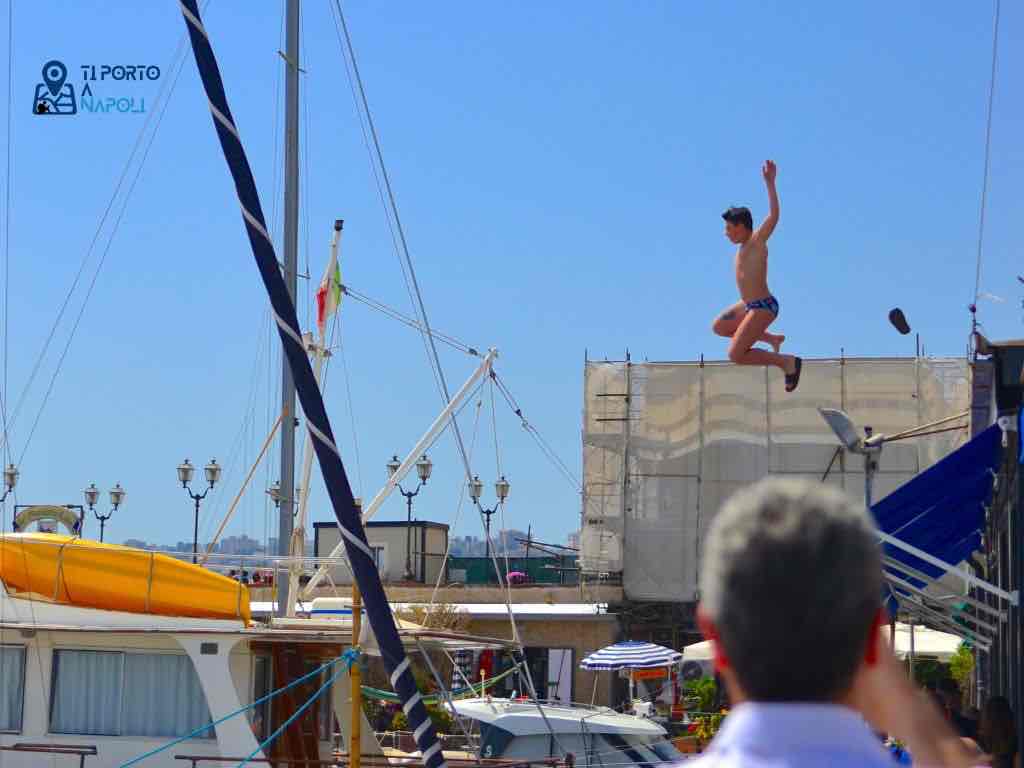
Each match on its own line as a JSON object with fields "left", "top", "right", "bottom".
{"left": 581, "top": 357, "right": 970, "bottom": 602}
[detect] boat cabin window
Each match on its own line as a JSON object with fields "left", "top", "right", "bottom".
{"left": 0, "top": 645, "right": 26, "bottom": 733}
{"left": 250, "top": 655, "right": 272, "bottom": 742}
{"left": 50, "top": 650, "right": 214, "bottom": 738}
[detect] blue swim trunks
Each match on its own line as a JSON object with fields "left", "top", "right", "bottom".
{"left": 745, "top": 295, "right": 779, "bottom": 316}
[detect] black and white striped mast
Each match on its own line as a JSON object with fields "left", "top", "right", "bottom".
{"left": 177, "top": 2, "right": 448, "bottom": 765}
{"left": 277, "top": 0, "right": 300, "bottom": 618}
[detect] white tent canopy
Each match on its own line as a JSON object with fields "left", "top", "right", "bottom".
{"left": 682, "top": 622, "right": 963, "bottom": 665}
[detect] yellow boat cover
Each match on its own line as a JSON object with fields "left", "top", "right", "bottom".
{"left": 0, "top": 533, "right": 250, "bottom": 623}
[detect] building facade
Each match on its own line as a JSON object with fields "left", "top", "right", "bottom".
{"left": 582, "top": 354, "right": 970, "bottom": 644}
{"left": 973, "top": 337, "right": 1024, "bottom": 743}
{"left": 313, "top": 521, "right": 448, "bottom": 585}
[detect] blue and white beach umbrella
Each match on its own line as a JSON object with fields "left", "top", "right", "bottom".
{"left": 580, "top": 640, "right": 682, "bottom": 671}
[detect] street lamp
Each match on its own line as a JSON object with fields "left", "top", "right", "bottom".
{"left": 83, "top": 482, "right": 125, "bottom": 543}
{"left": 469, "top": 474, "right": 511, "bottom": 582}
{"left": 387, "top": 453, "right": 433, "bottom": 581}
{"left": 267, "top": 480, "right": 283, "bottom": 508}
{"left": 178, "top": 458, "right": 221, "bottom": 563}
{"left": 1, "top": 464, "right": 18, "bottom": 503}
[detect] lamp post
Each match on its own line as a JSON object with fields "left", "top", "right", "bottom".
{"left": 178, "top": 458, "right": 221, "bottom": 564}
{"left": 387, "top": 453, "right": 433, "bottom": 581}
{"left": 468, "top": 474, "right": 510, "bottom": 582}
{"left": 83, "top": 482, "right": 126, "bottom": 543}
{"left": 0, "top": 463, "right": 18, "bottom": 503}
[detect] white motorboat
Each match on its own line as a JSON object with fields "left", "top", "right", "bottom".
{"left": 450, "top": 698, "right": 685, "bottom": 767}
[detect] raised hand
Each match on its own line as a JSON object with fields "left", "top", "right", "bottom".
{"left": 762, "top": 159, "right": 777, "bottom": 184}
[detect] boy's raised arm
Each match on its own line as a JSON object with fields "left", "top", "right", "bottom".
{"left": 755, "top": 159, "right": 779, "bottom": 242}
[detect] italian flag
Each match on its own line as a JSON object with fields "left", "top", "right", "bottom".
{"left": 315, "top": 251, "right": 342, "bottom": 338}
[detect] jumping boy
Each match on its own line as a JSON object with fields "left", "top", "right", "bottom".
{"left": 712, "top": 160, "right": 802, "bottom": 391}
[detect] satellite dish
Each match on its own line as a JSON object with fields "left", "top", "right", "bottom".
{"left": 818, "top": 408, "right": 864, "bottom": 453}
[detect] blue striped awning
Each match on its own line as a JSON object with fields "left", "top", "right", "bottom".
{"left": 874, "top": 423, "right": 1002, "bottom": 614}
{"left": 580, "top": 641, "right": 682, "bottom": 670}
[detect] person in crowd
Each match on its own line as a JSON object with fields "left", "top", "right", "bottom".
{"left": 938, "top": 678, "right": 979, "bottom": 740}
{"left": 977, "top": 696, "right": 1018, "bottom": 768}
{"left": 688, "top": 477, "right": 981, "bottom": 767}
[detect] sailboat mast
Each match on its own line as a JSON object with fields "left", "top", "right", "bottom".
{"left": 277, "top": 0, "right": 300, "bottom": 617}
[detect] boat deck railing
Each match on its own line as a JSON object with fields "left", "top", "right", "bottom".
{"left": 174, "top": 754, "right": 564, "bottom": 768}
{"left": 458, "top": 698, "right": 615, "bottom": 715}
{"left": 0, "top": 742, "right": 98, "bottom": 767}
{"left": 375, "top": 729, "right": 477, "bottom": 753}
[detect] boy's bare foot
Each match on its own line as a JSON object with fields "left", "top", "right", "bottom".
{"left": 768, "top": 334, "right": 785, "bottom": 354}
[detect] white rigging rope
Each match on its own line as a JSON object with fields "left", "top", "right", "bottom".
{"left": 492, "top": 371, "right": 582, "bottom": 492}
{"left": 10, "top": 11, "right": 203, "bottom": 465}
{"left": 333, "top": 331, "right": 364, "bottom": 499}
{"left": 199, "top": 308, "right": 274, "bottom": 544}
{"left": 341, "top": 283, "right": 480, "bottom": 357}
{"left": 327, "top": 0, "right": 477, "bottom": 483}
{"left": 2, "top": 0, "right": 12, "bottom": 469}
{"left": 971, "top": 0, "right": 1001, "bottom": 314}
{"left": 326, "top": 0, "right": 447, "bottom": 404}
{"left": 427, "top": 391, "right": 484, "bottom": 612}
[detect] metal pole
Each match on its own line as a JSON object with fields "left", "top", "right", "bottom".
{"left": 405, "top": 493, "right": 413, "bottom": 580}
{"left": 351, "top": 581, "right": 362, "bottom": 768}
{"left": 277, "top": 0, "right": 300, "bottom": 618}
{"left": 99, "top": 517, "right": 106, "bottom": 543}
{"left": 863, "top": 427, "right": 876, "bottom": 512}
{"left": 484, "top": 510, "right": 492, "bottom": 583}
{"left": 193, "top": 495, "right": 200, "bottom": 564}
{"left": 909, "top": 622, "right": 915, "bottom": 683}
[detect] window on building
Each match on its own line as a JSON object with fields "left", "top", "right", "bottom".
{"left": 370, "top": 545, "right": 386, "bottom": 573}
{"left": 50, "top": 650, "right": 213, "bottom": 738}
{"left": 0, "top": 646, "right": 25, "bottom": 733}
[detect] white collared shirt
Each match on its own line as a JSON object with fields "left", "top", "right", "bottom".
{"left": 681, "top": 702, "right": 896, "bottom": 767}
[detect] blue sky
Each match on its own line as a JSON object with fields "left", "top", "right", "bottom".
{"left": 2, "top": 1, "right": 1022, "bottom": 552}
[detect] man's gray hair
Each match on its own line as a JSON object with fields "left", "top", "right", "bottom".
{"left": 701, "top": 477, "right": 883, "bottom": 701}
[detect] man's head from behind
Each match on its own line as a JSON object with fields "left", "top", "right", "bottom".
{"left": 722, "top": 206, "right": 753, "bottom": 244}
{"left": 698, "top": 478, "right": 883, "bottom": 704}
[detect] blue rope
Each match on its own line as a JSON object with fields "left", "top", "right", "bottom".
{"left": 118, "top": 655, "right": 342, "bottom": 767}
{"left": 236, "top": 650, "right": 358, "bottom": 767}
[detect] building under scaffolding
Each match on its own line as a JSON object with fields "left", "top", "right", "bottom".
{"left": 581, "top": 355, "right": 970, "bottom": 646}
{"left": 973, "top": 335, "right": 1024, "bottom": 740}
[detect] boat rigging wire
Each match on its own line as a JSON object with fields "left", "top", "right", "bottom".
{"left": 326, "top": 0, "right": 448, "bottom": 406}
{"left": 427, "top": 393, "right": 484, "bottom": 611}
{"left": 16, "top": 47, "right": 191, "bottom": 467}
{"left": 2, "top": 0, "right": 13, "bottom": 468}
{"left": 327, "top": 0, "right": 477, "bottom": 485}
{"left": 341, "top": 282, "right": 480, "bottom": 357}
{"left": 971, "top": 0, "right": 1001, "bottom": 324}
{"left": 10, "top": 10, "right": 204, "bottom": 465}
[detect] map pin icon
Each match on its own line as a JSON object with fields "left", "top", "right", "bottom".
{"left": 42, "top": 60, "right": 67, "bottom": 98}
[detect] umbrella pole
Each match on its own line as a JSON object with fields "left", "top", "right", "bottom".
{"left": 908, "top": 622, "right": 915, "bottom": 683}
{"left": 591, "top": 673, "right": 598, "bottom": 706}
{"left": 351, "top": 583, "right": 362, "bottom": 768}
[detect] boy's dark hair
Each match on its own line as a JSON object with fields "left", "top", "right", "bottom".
{"left": 722, "top": 206, "right": 753, "bottom": 231}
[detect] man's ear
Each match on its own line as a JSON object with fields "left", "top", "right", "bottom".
{"left": 863, "top": 608, "right": 886, "bottom": 667}
{"left": 697, "top": 606, "right": 730, "bottom": 672}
